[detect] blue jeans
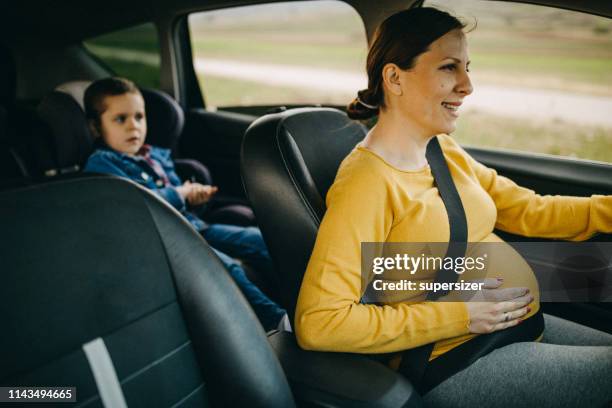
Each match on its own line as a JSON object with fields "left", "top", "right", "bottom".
{"left": 202, "top": 224, "right": 286, "bottom": 331}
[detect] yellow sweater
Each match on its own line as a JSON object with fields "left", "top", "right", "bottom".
{"left": 295, "top": 134, "right": 612, "bottom": 359}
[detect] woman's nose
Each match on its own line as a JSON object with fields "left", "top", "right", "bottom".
{"left": 456, "top": 70, "right": 473, "bottom": 96}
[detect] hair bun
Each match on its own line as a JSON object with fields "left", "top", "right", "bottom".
{"left": 346, "top": 89, "right": 379, "bottom": 120}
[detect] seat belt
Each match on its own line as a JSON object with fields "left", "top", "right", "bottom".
{"left": 396, "top": 135, "right": 467, "bottom": 391}
{"left": 396, "top": 136, "right": 544, "bottom": 394}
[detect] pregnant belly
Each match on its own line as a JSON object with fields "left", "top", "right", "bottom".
{"left": 430, "top": 232, "right": 540, "bottom": 359}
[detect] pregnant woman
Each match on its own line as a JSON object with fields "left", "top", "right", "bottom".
{"left": 295, "top": 7, "right": 612, "bottom": 407}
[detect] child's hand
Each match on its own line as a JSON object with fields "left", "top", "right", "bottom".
{"left": 176, "top": 180, "right": 193, "bottom": 200}
{"left": 187, "top": 182, "right": 218, "bottom": 206}
{"left": 190, "top": 184, "right": 218, "bottom": 205}
{"left": 176, "top": 181, "right": 218, "bottom": 205}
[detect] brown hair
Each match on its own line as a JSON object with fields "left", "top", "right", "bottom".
{"left": 347, "top": 7, "right": 466, "bottom": 120}
{"left": 84, "top": 77, "right": 141, "bottom": 135}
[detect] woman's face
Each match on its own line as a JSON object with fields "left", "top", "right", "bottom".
{"left": 392, "top": 29, "right": 473, "bottom": 136}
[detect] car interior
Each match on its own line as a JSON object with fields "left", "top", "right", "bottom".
{"left": 1, "top": 0, "right": 611, "bottom": 407}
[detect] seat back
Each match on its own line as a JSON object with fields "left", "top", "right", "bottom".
{"left": 241, "top": 107, "right": 366, "bottom": 318}
{"left": 36, "top": 87, "right": 94, "bottom": 175}
{"left": 1, "top": 177, "right": 294, "bottom": 407}
{"left": 140, "top": 88, "right": 185, "bottom": 150}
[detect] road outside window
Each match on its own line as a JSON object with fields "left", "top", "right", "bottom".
{"left": 428, "top": 0, "right": 612, "bottom": 163}
{"left": 188, "top": 1, "right": 367, "bottom": 108}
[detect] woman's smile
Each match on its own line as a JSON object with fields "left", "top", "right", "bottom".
{"left": 441, "top": 101, "right": 462, "bottom": 117}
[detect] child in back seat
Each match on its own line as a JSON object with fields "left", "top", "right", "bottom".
{"left": 83, "top": 77, "right": 289, "bottom": 332}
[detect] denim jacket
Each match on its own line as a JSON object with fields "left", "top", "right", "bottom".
{"left": 84, "top": 145, "right": 207, "bottom": 231}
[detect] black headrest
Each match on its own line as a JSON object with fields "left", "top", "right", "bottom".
{"left": 140, "top": 88, "right": 185, "bottom": 149}
{"left": 36, "top": 90, "right": 94, "bottom": 174}
{"left": 0, "top": 45, "right": 16, "bottom": 108}
{"left": 242, "top": 107, "right": 366, "bottom": 316}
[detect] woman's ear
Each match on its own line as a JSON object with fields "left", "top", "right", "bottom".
{"left": 382, "top": 63, "right": 403, "bottom": 96}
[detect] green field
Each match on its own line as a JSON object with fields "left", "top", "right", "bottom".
{"left": 191, "top": 36, "right": 366, "bottom": 71}
{"left": 453, "top": 111, "right": 612, "bottom": 163}
{"left": 86, "top": 23, "right": 161, "bottom": 54}
{"left": 85, "top": 54, "right": 161, "bottom": 89}
{"left": 84, "top": 24, "right": 161, "bottom": 89}
{"left": 200, "top": 74, "right": 335, "bottom": 106}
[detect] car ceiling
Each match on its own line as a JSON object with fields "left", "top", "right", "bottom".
{"left": 0, "top": 0, "right": 610, "bottom": 48}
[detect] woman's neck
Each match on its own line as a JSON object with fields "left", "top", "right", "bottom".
{"left": 361, "top": 109, "right": 434, "bottom": 171}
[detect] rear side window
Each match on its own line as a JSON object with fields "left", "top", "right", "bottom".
{"left": 427, "top": 0, "right": 612, "bottom": 163}
{"left": 84, "top": 23, "right": 161, "bottom": 89}
{"left": 188, "top": 1, "right": 368, "bottom": 109}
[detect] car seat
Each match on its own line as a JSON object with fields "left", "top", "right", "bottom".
{"left": 37, "top": 82, "right": 284, "bottom": 301}
{"left": 0, "top": 176, "right": 294, "bottom": 407}
{"left": 241, "top": 107, "right": 367, "bottom": 317}
{"left": 35, "top": 81, "right": 255, "bottom": 226}
{"left": 241, "top": 107, "right": 425, "bottom": 405}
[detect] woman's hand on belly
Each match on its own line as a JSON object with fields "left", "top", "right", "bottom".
{"left": 466, "top": 278, "right": 534, "bottom": 334}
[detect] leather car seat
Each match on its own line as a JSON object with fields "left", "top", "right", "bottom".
{"left": 0, "top": 175, "right": 295, "bottom": 407}
{"left": 241, "top": 107, "right": 367, "bottom": 317}
{"left": 241, "top": 107, "right": 425, "bottom": 407}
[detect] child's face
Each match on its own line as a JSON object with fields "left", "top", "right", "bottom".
{"left": 98, "top": 92, "right": 147, "bottom": 155}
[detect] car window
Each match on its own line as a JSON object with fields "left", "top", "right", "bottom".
{"left": 83, "top": 23, "right": 161, "bottom": 89}
{"left": 427, "top": 0, "right": 612, "bottom": 164}
{"left": 188, "top": 1, "right": 367, "bottom": 109}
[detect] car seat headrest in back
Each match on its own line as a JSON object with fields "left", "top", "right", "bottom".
{"left": 37, "top": 85, "right": 94, "bottom": 175}
{"left": 140, "top": 88, "right": 185, "bottom": 149}
{"left": 55, "top": 80, "right": 91, "bottom": 110}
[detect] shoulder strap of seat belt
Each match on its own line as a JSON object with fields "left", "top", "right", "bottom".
{"left": 397, "top": 135, "right": 468, "bottom": 392}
